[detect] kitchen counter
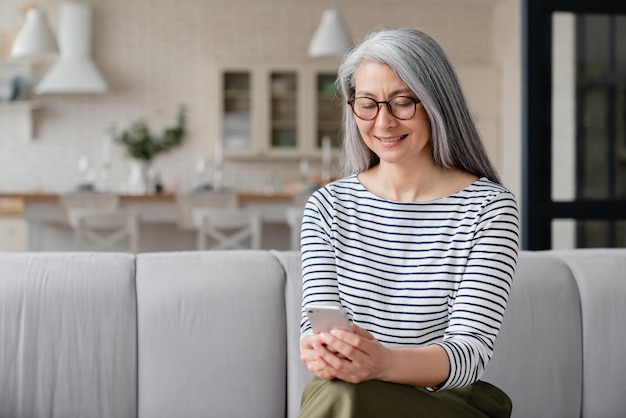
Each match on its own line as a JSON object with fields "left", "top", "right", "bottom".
{"left": 1, "top": 192, "right": 296, "bottom": 252}
{"left": 0, "top": 192, "right": 293, "bottom": 202}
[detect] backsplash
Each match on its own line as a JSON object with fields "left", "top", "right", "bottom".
{"left": 0, "top": 0, "right": 515, "bottom": 194}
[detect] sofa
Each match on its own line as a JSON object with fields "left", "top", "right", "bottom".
{"left": 0, "top": 249, "right": 624, "bottom": 418}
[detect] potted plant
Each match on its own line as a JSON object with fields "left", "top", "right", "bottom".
{"left": 108, "top": 105, "right": 186, "bottom": 193}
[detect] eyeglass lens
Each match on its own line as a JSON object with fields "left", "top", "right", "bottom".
{"left": 350, "top": 96, "right": 418, "bottom": 120}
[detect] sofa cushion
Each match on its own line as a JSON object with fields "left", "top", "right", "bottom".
{"left": 0, "top": 252, "right": 137, "bottom": 418}
{"left": 481, "top": 251, "right": 583, "bottom": 418}
{"left": 136, "top": 250, "right": 287, "bottom": 418}
{"left": 273, "top": 250, "right": 315, "bottom": 418}
{"left": 557, "top": 249, "right": 626, "bottom": 418}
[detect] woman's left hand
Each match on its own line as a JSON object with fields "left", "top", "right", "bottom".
{"left": 314, "top": 323, "right": 391, "bottom": 384}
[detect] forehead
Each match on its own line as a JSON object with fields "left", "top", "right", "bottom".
{"left": 354, "top": 61, "right": 407, "bottom": 92}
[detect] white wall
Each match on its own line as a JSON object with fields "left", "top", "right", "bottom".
{"left": 0, "top": 0, "right": 520, "bottom": 195}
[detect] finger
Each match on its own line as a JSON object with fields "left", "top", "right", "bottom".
{"left": 319, "top": 333, "right": 366, "bottom": 367}
{"left": 349, "top": 323, "right": 375, "bottom": 340}
{"left": 309, "top": 346, "right": 339, "bottom": 380}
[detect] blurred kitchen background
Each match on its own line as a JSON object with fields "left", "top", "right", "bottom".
{"left": 0, "top": 0, "right": 521, "bottom": 252}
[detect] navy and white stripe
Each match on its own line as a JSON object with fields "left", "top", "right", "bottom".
{"left": 300, "top": 175, "right": 519, "bottom": 390}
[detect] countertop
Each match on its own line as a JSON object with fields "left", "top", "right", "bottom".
{"left": 0, "top": 192, "right": 293, "bottom": 203}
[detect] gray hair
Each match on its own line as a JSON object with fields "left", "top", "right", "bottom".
{"left": 336, "top": 27, "right": 501, "bottom": 184}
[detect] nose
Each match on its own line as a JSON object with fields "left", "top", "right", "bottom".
{"left": 374, "top": 103, "right": 397, "bottom": 127}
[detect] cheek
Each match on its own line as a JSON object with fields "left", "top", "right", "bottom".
{"left": 354, "top": 120, "right": 373, "bottom": 137}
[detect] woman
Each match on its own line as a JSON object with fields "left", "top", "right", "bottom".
{"left": 298, "top": 27, "right": 520, "bottom": 417}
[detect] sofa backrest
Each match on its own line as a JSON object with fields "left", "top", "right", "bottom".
{"left": 273, "top": 251, "right": 315, "bottom": 418}
{"left": 0, "top": 252, "right": 137, "bottom": 418}
{"left": 555, "top": 249, "right": 626, "bottom": 418}
{"left": 135, "top": 250, "right": 288, "bottom": 418}
{"left": 481, "top": 251, "right": 583, "bottom": 418}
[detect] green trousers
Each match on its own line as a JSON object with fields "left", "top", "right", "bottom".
{"left": 298, "top": 377, "right": 512, "bottom": 418}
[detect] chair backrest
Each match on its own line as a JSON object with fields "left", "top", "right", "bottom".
{"left": 285, "top": 189, "right": 313, "bottom": 250}
{"left": 59, "top": 193, "right": 120, "bottom": 226}
{"left": 175, "top": 192, "right": 239, "bottom": 230}
{"left": 73, "top": 210, "right": 140, "bottom": 253}
{"left": 285, "top": 206, "right": 304, "bottom": 251}
{"left": 193, "top": 208, "right": 262, "bottom": 250}
{"left": 59, "top": 193, "right": 138, "bottom": 252}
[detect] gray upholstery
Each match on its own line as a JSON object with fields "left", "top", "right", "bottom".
{"left": 481, "top": 252, "right": 583, "bottom": 418}
{"left": 136, "top": 251, "right": 286, "bottom": 418}
{"left": 0, "top": 252, "right": 137, "bottom": 418}
{"left": 0, "top": 249, "right": 624, "bottom": 417}
{"left": 273, "top": 250, "right": 315, "bottom": 418}
{"left": 557, "top": 249, "right": 626, "bottom": 418}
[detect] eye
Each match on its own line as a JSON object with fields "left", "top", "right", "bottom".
{"left": 391, "top": 97, "right": 415, "bottom": 108}
{"left": 355, "top": 98, "right": 377, "bottom": 110}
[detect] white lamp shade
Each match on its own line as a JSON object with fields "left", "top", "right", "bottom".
{"left": 11, "top": 9, "right": 58, "bottom": 57}
{"left": 36, "top": 1, "right": 108, "bottom": 94}
{"left": 308, "top": 9, "right": 353, "bottom": 58}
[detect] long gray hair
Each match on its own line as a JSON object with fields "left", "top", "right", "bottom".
{"left": 337, "top": 27, "right": 501, "bottom": 184}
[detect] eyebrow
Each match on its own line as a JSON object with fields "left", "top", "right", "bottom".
{"left": 354, "top": 88, "right": 413, "bottom": 97}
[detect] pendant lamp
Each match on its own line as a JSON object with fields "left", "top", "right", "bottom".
{"left": 11, "top": 8, "right": 58, "bottom": 58}
{"left": 35, "top": 1, "right": 108, "bottom": 94}
{"left": 308, "top": 9, "right": 353, "bottom": 58}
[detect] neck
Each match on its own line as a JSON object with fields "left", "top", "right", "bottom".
{"left": 359, "top": 160, "right": 477, "bottom": 203}
{"left": 377, "top": 162, "right": 447, "bottom": 201}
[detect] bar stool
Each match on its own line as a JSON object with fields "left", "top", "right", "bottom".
{"left": 176, "top": 192, "right": 262, "bottom": 250}
{"left": 285, "top": 189, "right": 313, "bottom": 251}
{"left": 59, "top": 193, "right": 140, "bottom": 252}
{"left": 193, "top": 208, "right": 262, "bottom": 250}
{"left": 175, "top": 192, "right": 239, "bottom": 231}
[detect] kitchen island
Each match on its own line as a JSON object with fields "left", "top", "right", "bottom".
{"left": 0, "top": 192, "right": 295, "bottom": 252}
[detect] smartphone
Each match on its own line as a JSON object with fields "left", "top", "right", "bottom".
{"left": 306, "top": 303, "right": 353, "bottom": 333}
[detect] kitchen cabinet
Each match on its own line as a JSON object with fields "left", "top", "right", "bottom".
{"left": 209, "top": 63, "right": 342, "bottom": 160}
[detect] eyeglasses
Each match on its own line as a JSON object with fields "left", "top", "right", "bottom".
{"left": 347, "top": 96, "right": 421, "bottom": 121}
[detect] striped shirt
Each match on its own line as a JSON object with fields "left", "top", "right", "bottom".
{"left": 300, "top": 175, "right": 520, "bottom": 390}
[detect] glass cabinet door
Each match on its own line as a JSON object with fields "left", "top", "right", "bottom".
{"left": 222, "top": 72, "right": 251, "bottom": 150}
{"left": 316, "top": 72, "right": 342, "bottom": 149}
{"left": 270, "top": 72, "right": 298, "bottom": 149}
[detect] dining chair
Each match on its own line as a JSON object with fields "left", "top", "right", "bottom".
{"left": 193, "top": 208, "right": 262, "bottom": 250}
{"left": 59, "top": 193, "right": 140, "bottom": 252}
{"left": 176, "top": 191, "right": 262, "bottom": 250}
{"left": 285, "top": 188, "right": 313, "bottom": 250}
{"left": 175, "top": 192, "right": 239, "bottom": 230}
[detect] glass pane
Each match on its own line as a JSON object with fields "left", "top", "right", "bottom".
{"left": 618, "top": 15, "right": 626, "bottom": 74}
{"left": 316, "top": 73, "right": 342, "bottom": 148}
{"left": 581, "top": 220, "right": 610, "bottom": 247}
{"left": 581, "top": 15, "right": 610, "bottom": 80}
{"left": 582, "top": 88, "right": 609, "bottom": 199}
{"left": 618, "top": 83, "right": 626, "bottom": 198}
{"left": 552, "top": 12, "right": 626, "bottom": 202}
{"left": 551, "top": 219, "right": 576, "bottom": 249}
{"left": 222, "top": 72, "right": 251, "bottom": 150}
{"left": 270, "top": 72, "right": 297, "bottom": 149}
{"left": 552, "top": 219, "right": 626, "bottom": 248}
{"left": 552, "top": 12, "right": 577, "bottom": 202}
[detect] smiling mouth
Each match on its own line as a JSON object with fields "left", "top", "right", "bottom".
{"left": 377, "top": 134, "right": 408, "bottom": 143}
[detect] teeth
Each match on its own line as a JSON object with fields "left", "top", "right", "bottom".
{"left": 378, "top": 135, "right": 404, "bottom": 142}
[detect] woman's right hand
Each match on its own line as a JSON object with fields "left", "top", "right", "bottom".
{"left": 300, "top": 333, "right": 342, "bottom": 380}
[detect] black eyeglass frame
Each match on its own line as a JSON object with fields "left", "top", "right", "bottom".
{"left": 347, "top": 96, "right": 422, "bottom": 121}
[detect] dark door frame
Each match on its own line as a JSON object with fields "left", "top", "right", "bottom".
{"left": 523, "top": 0, "right": 626, "bottom": 249}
